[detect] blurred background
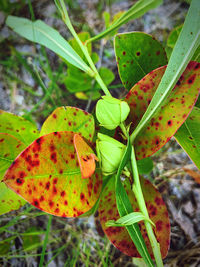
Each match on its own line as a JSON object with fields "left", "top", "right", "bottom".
{"left": 1, "top": 0, "right": 200, "bottom": 266}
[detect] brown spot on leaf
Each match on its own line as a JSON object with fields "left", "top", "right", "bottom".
{"left": 187, "top": 74, "right": 196, "bottom": 84}
{"left": 50, "top": 152, "right": 57, "bottom": 163}
{"left": 61, "top": 191, "right": 65, "bottom": 197}
{"left": 156, "top": 220, "right": 163, "bottom": 231}
{"left": 167, "top": 120, "right": 172, "bottom": 126}
{"left": 45, "top": 182, "right": 50, "bottom": 190}
{"left": 16, "top": 178, "right": 24, "bottom": 185}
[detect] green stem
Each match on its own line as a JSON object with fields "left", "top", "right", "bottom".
{"left": 131, "top": 145, "right": 163, "bottom": 267}
{"left": 33, "top": 64, "right": 57, "bottom": 108}
{"left": 58, "top": 0, "right": 111, "bottom": 97}
{"left": 120, "top": 123, "right": 127, "bottom": 138}
{"left": 39, "top": 215, "right": 53, "bottom": 267}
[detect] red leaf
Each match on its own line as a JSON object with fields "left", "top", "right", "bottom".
{"left": 3, "top": 131, "right": 102, "bottom": 217}
{"left": 99, "top": 176, "right": 170, "bottom": 259}
{"left": 125, "top": 62, "right": 200, "bottom": 159}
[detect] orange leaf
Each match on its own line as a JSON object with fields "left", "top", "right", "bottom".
{"left": 74, "top": 134, "right": 98, "bottom": 179}
{"left": 3, "top": 132, "right": 102, "bottom": 217}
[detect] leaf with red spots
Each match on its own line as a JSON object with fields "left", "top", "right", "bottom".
{"left": 114, "top": 32, "right": 167, "bottom": 90}
{"left": 40, "top": 106, "right": 94, "bottom": 142}
{"left": 167, "top": 24, "right": 200, "bottom": 62}
{"left": 0, "top": 110, "right": 39, "bottom": 145}
{"left": 3, "top": 131, "right": 102, "bottom": 217}
{"left": 74, "top": 134, "right": 98, "bottom": 179}
{"left": 99, "top": 176, "right": 170, "bottom": 259}
{"left": 0, "top": 133, "right": 26, "bottom": 215}
{"left": 125, "top": 61, "right": 200, "bottom": 159}
{"left": 175, "top": 106, "right": 200, "bottom": 170}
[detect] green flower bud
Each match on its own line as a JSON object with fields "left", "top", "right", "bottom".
{"left": 96, "top": 96, "right": 130, "bottom": 130}
{"left": 96, "top": 133, "right": 125, "bottom": 176}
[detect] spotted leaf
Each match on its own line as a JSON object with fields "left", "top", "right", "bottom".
{"left": 0, "top": 133, "right": 26, "bottom": 215}
{"left": 175, "top": 106, "right": 200, "bottom": 170}
{"left": 40, "top": 106, "right": 95, "bottom": 142}
{"left": 0, "top": 110, "right": 39, "bottom": 145}
{"left": 125, "top": 61, "right": 200, "bottom": 159}
{"left": 3, "top": 131, "right": 102, "bottom": 217}
{"left": 167, "top": 24, "right": 200, "bottom": 62}
{"left": 74, "top": 133, "right": 98, "bottom": 179}
{"left": 114, "top": 32, "right": 167, "bottom": 90}
{"left": 99, "top": 176, "right": 170, "bottom": 259}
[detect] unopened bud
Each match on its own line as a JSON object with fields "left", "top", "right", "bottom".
{"left": 96, "top": 133, "right": 125, "bottom": 175}
{"left": 96, "top": 96, "right": 130, "bottom": 130}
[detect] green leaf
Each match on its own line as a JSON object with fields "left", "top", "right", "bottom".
{"left": 95, "top": 67, "right": 115, "bottom": 88}
{"left": 137, "top": 158, "right": 154, "bottom": 175}
{"left": 167, "top": 24, "right": 183, "bottom": 49}
{"left": 22, "top": 227, "right": 41, "bottom": 252}
{"left": 0, "top": 133, "right": 26, "bottom": 177}
{"left": 115, "top": 32, "right": 167, "bottom": 90}
{"left": 0, "top": 133, "right": 26, "bottom": 215}
{"left": 64, "top": 32, "right": 93, "bottom": 72}
{"left": 84, "top": 90, "right": 101, "bottom": 101}
{"left": 40, "top": 106, "right": 95, "bottom": 142}
{"left": 6, "top": 16, "right": 92, "bottom": 74}
{"left": 99, "top": 175, "right": 170, "bottom": 260}
{"left": 103, "top": 11, "right": 110, "bottom": 29}
{"left": 65, "top": 67, "right": 114, "bottom": 96}
{"left": 167, "top": 24, "right": 200, "bottom": 62}
{"left": 3, "top": 131, "right": 102, "bottom": 217}
{"left": 132, "top": 258, "right": 149, "bottom": 267}
{"left": 175, "top": 107, "right": 200, "bottom": 170}
{"left": 0, "top": 237, "right": 11, "bottom": 256}
{"left": 87, "top": 0, "right": 162, "bottom": 43}
{"left": 0, "top": 110, "right": 39, "bottom": 146}
{"left": 114, "top": 138, "right": 154, "bottom": 266}
{"left": 103, "top": 10, "right": 125, "bottom": 39}
{"left": 130, "top": 0, "right": 200, "bottom": 142}
{"left": 65, "top": 71, "right": 93, "bottom": 93}
{"left": 125, "top": 62, "right": 200, "bottom": 159}
{"left": 106, "top": 212, "right": 155, "bottom": 227}
{"left": 69, "top": 32, "right": 92, "bottom": 60}
{"left": 91, "top": 52, "right": 99, "bottom": 64}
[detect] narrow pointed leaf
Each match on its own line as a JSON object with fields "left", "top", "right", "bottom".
{"left": 99, "top": 176, "right": 170, "bottom": 259}
{"left": 167, "top": 24, "right": 200, "bottom": 62}
{"left": 175, "top": 107, "right": 200, "bottom": 170}
{"left": 115, "top": 32, "right": 167, "bottom": 90}
{"left": 87, "top": 0, "right": 162, "bottom": 43}
{"left": 74, "top": 134, "right": 98, "bottom": 179}
{"left": 40, "top": 106, "right": 95, "bottom": 142}
{"left": 0, "top": 110, "right": 39, "bottom": 145}
{"left": 3, "top": 132, "right": 102, "bottom": 217}
{"left": 114, "top": 138, "right": 154, "bottom": 266}
{"left": 6, "top": 16, "right": 92, "bottom": 74}
{"left": 106, "top": 212, "right": 154, "bottom": 227}
{"left": 0, "top": 133, "right": 26, "bottom": 215}
{"left": 68, "top": 32, "right": 92, "bottom": 66}
{"left": 125, "top": 62, "right": 200, "bottom": 159}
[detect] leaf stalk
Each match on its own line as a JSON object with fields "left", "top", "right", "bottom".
{"left": 131, "top": 145, "right": 163, "bottom": 267}
{"left": 58, "top": 0, "right": 111, "bottom": 97}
